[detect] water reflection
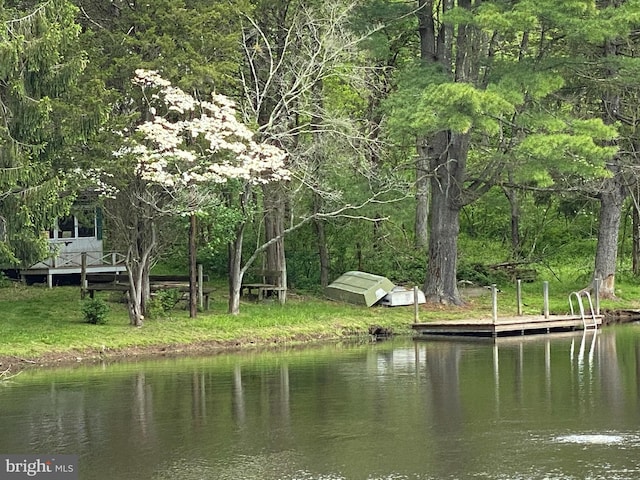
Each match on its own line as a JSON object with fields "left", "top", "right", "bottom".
{"left": 2, "top": 327, "right": 640, "bottom": 479}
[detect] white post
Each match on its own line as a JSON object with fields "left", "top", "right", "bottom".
{"left": 516, "top": 279, "right": 522, "bottom": 316}
{"left": 492, "top": 284, "right": 498, "bottom": 323}
{"left": 593, "top": 277, "right": 601, "bottom": 316}
{"left": 413, "top": 286, "right": 420, "bottom": 323}
{"left": 543, "top": 281, "right": 549, "bottom": 319}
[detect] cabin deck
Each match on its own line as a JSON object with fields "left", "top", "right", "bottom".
{"left": 20, "top": 251, "right": 126, "bottom": 287}
{"left": 412, "top": 314, "right": 602, "bottom": 338}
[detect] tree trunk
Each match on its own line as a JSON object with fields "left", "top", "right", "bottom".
{"left": 317, "top": 224, "right": 330, "bottom": 287}
{"left": 313, "top": 214, "right": 330, "bottom": 288}
{"left": 415, "top": 0, "right": 437, "bottom": 250}
{"left": 227, "top": 224, "right": 245, "bottom": 315}
{"left": 424, "top": 191, "right": 461, "bottom": 305}
{"left": 262, "top": 183, "right": 287, "bottom": 303}
{"left": 633, "top": 194, "right": 640, "bottom": 276}
{"left": 420, "top": 0, "right": 476, "bottom": 305}
{"left": 415, "top": 139, "right": 430, "bottom": 249}
{"left": 593, "top": 33, "right": 625, "bottom": 298}
{"left": 309, "top": 79, "right": 330, "bottom": 288}
{"left": 423, "top": 131, "right": 468, "bottom": 305}
{"left": 594, "top": 172, "right": 625, "bottom": 298}
{"left": 503, "top": 181, "right": 522, "bottom": 259}
{"left": 124, "top": 203, "right": 156, "bottom": 326}
{"left": 189, "top": 214, "right": 197, "bottom": 318}
{"left": 127, "top": 262, "right": 145, "bottom": 327}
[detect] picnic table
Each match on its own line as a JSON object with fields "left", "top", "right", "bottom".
{"left": 241, "top": 269, "right": 286, "bottom": 303}
{"left": 82, "top": 274, "right": 213, "bottom": 310}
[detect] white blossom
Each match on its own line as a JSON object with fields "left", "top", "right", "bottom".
{"left": 118, "top": 70, "right": 290, "bottom": 189}
{"left": 133, "top": 69, "right": 171, "bottom": 88}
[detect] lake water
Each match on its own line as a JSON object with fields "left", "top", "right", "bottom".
{"left": 2, "top": 325, "right": 640, "bottom": 479}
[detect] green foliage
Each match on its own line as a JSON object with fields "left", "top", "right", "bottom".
{"left": 489, "top": 64, "right": 563, "bottom": 103}
{"left": 199, "top": 202, "right": 248, "bottom": 253}
{"left": 383, "top": 61, "right": 448, "bottom": 139}
{"left": 415, "top": 82, "right": 515, "bottom": 135}
{"left": 146, "top": 289, "right": 182, "bottom": 319}
{"left": 0, "top": 0, "right": 91, "bottom": 266}
{"left": 351, "top": 0, "right": 418, "bottom": 60}
{"left": 457, "top": 262, "right": 511, "bottom": 287}
{"left": 62, "top": 0, "right": 640, "bottom": 307}
{"left": 82, "top": 298, "right": 109, "bottom": 325}
{"left": 0, "top": 272, "right": 12, "bottom": 288}
{"left": 76, "top": 0, "right": 250, "bottom": 95}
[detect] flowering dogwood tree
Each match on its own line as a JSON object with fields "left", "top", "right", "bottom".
{"left": 131, "top": 69, "right": 288, "bottom": 188}
{"left": 101, "top": 69, "right": 288, "bottom": 325}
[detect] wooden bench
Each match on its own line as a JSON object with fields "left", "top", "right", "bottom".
{"left": 82, "top": 274, "right": 213, "bottom": 310}
{"left": 241, "top": 269, "right": 286, "bottom": 303}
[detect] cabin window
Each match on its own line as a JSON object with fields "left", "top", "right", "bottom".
{"left": 50, "top": 210, "right": 96, "bottom": 239}
{"left": 57, "top": 216, "right": 75, "bottom": 239}
{"left": 77, "top": 209, "right": 96, "bottom": 237}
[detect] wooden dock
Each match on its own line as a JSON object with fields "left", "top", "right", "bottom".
{"left": 413, "top": 314, "right": 603, "bottom": 338}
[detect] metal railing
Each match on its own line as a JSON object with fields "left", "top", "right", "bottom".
{"left": 569, "top": 290, "right": 598, "bottom": 331}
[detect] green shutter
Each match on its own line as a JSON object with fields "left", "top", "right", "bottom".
{"left": 96, "top": 207, "right": 103, "bottom": 240}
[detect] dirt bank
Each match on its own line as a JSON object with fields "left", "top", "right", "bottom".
{"left": 0, "top": 331, "right": 357, "bottom": 372}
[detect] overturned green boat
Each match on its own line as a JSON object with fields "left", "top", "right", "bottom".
{"left": 324, "top": 271, "right": 395, "bottom": 307}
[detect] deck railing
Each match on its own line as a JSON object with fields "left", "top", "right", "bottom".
{"left": 39, "top": 251, "right": 126, "bottom": 269}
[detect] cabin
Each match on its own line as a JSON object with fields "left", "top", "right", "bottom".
{"left": 20, "top": 207, "right": 126, "bottom": 287}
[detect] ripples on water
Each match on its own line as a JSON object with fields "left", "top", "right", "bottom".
{"left": 5, "top": 329, "right": 640, "bottom": 479}
{"left": 554, "top": 433, "right": 630, "bottom": 445}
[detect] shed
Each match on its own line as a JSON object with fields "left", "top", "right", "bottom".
{"left": 325, "top": 271, "right": 394, "bottom": 307}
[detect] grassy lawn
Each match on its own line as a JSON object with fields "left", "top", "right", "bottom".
{"left": 0, "top": 283, "right": 414, "bottom": 360}
{"left": 1, "top": 277, "right": 639, "bottom": 362}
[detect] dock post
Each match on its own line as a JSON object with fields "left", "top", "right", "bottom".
{"left": 593, "top": 277, "right": 601, "bottom": 316}
{"left": 543, "top": 281, "right": 549, "bottom": 319}
{"left": 516, "top": 279, "right": 522, "bottom": 316}
{"left": 413, "top": 286, "right": 420, "bottom": 323}
{"left": 491, "top": 284, "right": 498, "bottom": 323}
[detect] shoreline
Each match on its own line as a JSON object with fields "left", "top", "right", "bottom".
{"left": 1, "top": 304, "right": 637, "bottom": 374}
{"left": 0, "top": 331, "right": 370, "bottom": 372}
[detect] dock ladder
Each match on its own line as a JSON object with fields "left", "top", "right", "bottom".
{"left": 569, "top": 291, "right": 598, "bottom": 331}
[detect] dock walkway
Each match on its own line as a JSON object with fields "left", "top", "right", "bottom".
{"left": 413, "top": 314, "right": 602, "bottom": 338}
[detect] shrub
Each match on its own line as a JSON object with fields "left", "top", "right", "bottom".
{"left": 158, "top": 289, "right": 182, "bottom": 310}
{"left": 146, "top": 289, "right": 182, "bottom": 319}
{"left": 82, "top": 298, "right": 109, "bottom": 325}
{"left": 0, "top": 272, "right": 12, "bottom": 288}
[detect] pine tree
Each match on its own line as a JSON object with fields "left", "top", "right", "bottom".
{"left": 386, "top": 0, "right": 618, "bottom": 304}
{"left": 0, "top": 0, "right": 87, "bottom": 266}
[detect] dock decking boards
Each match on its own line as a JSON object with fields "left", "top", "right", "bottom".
{"left": 412, "top": 314, "right": 602, "bottom": 338}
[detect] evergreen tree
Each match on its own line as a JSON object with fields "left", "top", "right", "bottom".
{"left": 0, "top": 0, "right": 88, "bottom": 266}
{"left": 386, "top": 0, "right": 617, "bottom": 304}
